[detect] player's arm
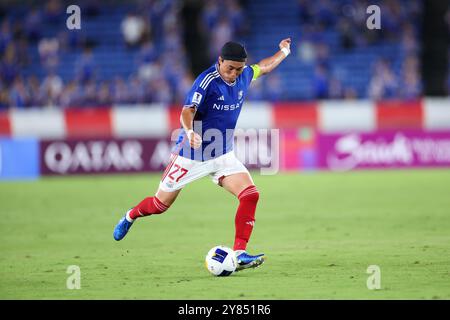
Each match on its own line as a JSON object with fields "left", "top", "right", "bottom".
{"left": 254, "top": 38, "right": 291, "bottom": 78}
{"left": 180, "top": 106, "right": 202, "bottom": 149}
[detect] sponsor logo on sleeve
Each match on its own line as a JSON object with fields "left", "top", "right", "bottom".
{"left": 192, "top": 92, "right": 203, "bottom": 105}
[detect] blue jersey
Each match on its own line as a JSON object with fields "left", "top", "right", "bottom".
{"left": 173, "top": 63, "right": 256, "bottom": 161}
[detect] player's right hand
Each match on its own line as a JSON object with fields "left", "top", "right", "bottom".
{"left": 187, "top": 130, "right": 202, "bottom": 149}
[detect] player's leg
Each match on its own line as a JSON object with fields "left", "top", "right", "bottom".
{"left": 114, "top": 153, "right": 212, "bottom": 241}
{"left": 125, "top": 153, "right": 190, "bottom": 221}
{"left": 127, "top": 188, "right": 181, "bottom": 220}
{"left": 212, "top": 153, "right": 265, "bottom": 270}
{"left": 220, "top": 172, "right": 260, "bottom": 249}
{"left": 113, "top": 188, "right": 180, "bottom": 241}
{"left": 114, "top": 154, "right": 185, "bottom": 241}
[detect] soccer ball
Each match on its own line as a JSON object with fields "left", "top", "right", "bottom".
{"left": 205, "top": 245, "right": 237, "bottom": 276}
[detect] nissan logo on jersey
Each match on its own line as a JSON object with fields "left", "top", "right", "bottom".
{"left": 212, "top": 102, "right": 241, "bottom": 111}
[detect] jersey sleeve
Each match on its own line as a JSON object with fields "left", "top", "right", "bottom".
{"left": 183, "top": 81, "right": 207, "bottom": 112}
{"left": 242, "top": 64, "right": 261, "bottom": 88}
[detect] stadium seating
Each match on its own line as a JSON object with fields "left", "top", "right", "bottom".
{"left": 242, "top": 0, "right": 413, "bottom": 99}
{"left": 1, "top": 0, "right": 423, "bottom": 107}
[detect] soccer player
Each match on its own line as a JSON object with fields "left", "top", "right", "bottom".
{"left": 114, "top": 39, "right": 291, "bottom": 271}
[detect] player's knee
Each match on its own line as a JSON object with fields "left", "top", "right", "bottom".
{"left": 238, "top": 185, "right": 259, "bottom": 203}
{"left": 154, "top": 196, "right": 171, "bottom": 213}
{"left": 155, "top": 188, "right": 179, "bottom": 208}
{"left": 159, "top": 204, "right": 170, "bottom": 213}
{"left": 160, "top": 199, "right": 172, "bottom": 210}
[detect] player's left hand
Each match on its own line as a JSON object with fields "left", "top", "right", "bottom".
{"left": 279, "top": 38, "right": 291, "bottom": 53}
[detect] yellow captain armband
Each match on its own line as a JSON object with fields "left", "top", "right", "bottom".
{"left": 250, "top": 64, "right": 261, "bottom": 81}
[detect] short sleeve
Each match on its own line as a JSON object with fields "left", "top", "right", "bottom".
{"left": 242, "top": 65, "right": 255, "bottom": 88}
{"left": 183, "top": 80, "right": 207, "bottom": 112}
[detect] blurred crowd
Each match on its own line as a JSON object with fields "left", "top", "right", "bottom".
{"left": 200, "top": 0, "right": 248, "bottom": 61}
{"left": 294, "top": 0, "right": 423, "bottom": 100}
{"left": 0, "top": 0, "right": 253, "bottom": 109}
{"left": 0, "top": 0, "right": 447, "bottom": 109}
{"left": 1, "top": 0, "right": 190, "bottom": 108}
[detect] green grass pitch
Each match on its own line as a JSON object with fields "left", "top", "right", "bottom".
{"left": 1, "top": 169, "right": 449, "bottom": 299}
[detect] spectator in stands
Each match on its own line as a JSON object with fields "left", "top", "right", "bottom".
{"left": 142, "top": 80, "right": 155, "bottom": 103}
{"left": 161, "top": 53, "right": 186, "bottom": 94}
{"left": 44, "top": 0, "right": 64, "bottom": 25}
{"left": 164, "top": 26, "right": 184, "bottom": 54}
{"left": 121, "top": 13, "right": 147, "bottom": 48}
{"left": 400, "top": 68, "right": 421, "bottom": 100}
{"left": 312, "top": 64, "right": 329, "bottom": 99}
{"left": 400, "top": 55, "right": 421, "bottom": 99}
{"left": 75, "top": 46, "right": 97, "bottom": 83}
{"left": 138, "top": 59, "right": 161, "bottom": 83}
{"left": 0, "top": 44, "right": 19, "bottom": 86}
{"left": 150, "top": 78, "right": 171, "bottom": 104}
{"left": 9, "top": 76, "right": 29, "bottom": 108}
{"left": 59, "top": 80, "right": 79, "bottom": 108}
{"left": 265, "top": 73, "right": 283, "bottom": 102}
{"left": 146, "top": 0, "right": 173, "bottom": 44}
{"left": 40, "top": 71, "right": 63, "bottom": 108}
{"left": 38, "top": 37, "right": 59, "bottom": 71}
{"left": 343, "top": 87, "right": 358, "bottom": 100}
{"left": 82, "top": 80, "right": 98, "bottom": 107}
{"left": 15, "top": 38, "right": 31, "bottom": 68}
{"left": 174, "top": 73, "right": 194, "bottom": 104}
{"left": 201, "top": 0, "right": 220, "bottom": 31}
{"left": 381, "top": 0, "right": 403, "bottom": 40}
{"left": 368, "top": 59, "right": 399, "bottom": 100}
{"left": 27, "top": 75, "right": 44, "bottom": 107}
{"left": 58, "top": 28, "right": 83, "bottom": 52}
{"left": 313, "top": 0, "right": 337, "bottom": 29}
{"left": 210, "top": 17, "right": 233, "bottom": 60}
{"left": 137, "top": 38, "right": 158, "bottom": 65}
{"left": 128, "top": 76, "right": 146, "bottom": 104}
{"left": 162, "top": 1, "right": 179, "bottom": 35}
{"left": 228, "top": 0, "right": 247, "bottom": 37}
{"left": 202, "top": 0, "right": 247, "bottom": 62}
{"left": 24, "top": 7, "right": 43, "bottom": 43}
{"left": 84, "top": 0, "right": 101, "bottom": 17}
{"left": 314, "top": 42, "right": 330, "bottom": 68}
{"left": 297, "top": 0, "right": 314, "bottom": 26}
{"left": 351, "top": 1, "right": 372, "bottom": 30}
{"left": 0, "top": 20, "right": 12, "bottom": 55}
{"left": 296, "top": 37, "right": 315, "bottom": 63}
{"left": 401, "top": 23, "right": 419, "bottom": 55}
{"left": 0, "top": 87, "right": 9, "bottom": 109}
{"left": 111, "top": 77, "right": 130, "bottom": 104}
{"left": 328, "top": 76, "right": 344, "bottom": 99}
{"left": 337, "top": 19, "right": 355, "bottom": 50}
{"left": 246, "top": 77, "right": 264, "bottom": 101}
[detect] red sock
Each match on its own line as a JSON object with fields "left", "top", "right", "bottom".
{"left": 233, "top": 185, "right": 259, "bottom": 251}
{"left": 128, "top": 196, "right": 169, "bottom": 220}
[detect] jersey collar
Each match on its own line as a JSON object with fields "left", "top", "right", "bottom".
{"left": 215, "top": 63, "right": 237, "bottom": 87}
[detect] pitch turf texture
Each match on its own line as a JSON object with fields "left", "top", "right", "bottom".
{"left": 1, "top": 169, "right": 449, "bottom": 299}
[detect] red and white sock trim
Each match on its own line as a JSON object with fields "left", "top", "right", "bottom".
{"left": 238, "top": 185, "right": 259, "bottom": 200}
{"left": 153, "top": 197, "right": 169, "bottom": 212}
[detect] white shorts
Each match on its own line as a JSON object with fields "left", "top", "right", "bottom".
{"left": 159, "top": 151, "right": 249, "bottom": 192}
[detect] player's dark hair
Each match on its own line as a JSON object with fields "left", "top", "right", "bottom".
{"left": 220, "top": 41, "right": 247, "bottom": 62}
